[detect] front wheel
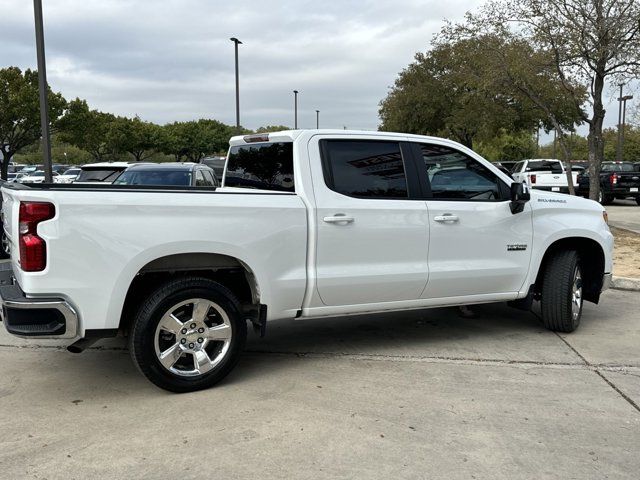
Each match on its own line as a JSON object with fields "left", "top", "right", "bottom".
{"left": 540, "top": 250, "right": 583, "bottom": 333}
{"left": 129, "top": 277, "right": 247, "bottom": 393}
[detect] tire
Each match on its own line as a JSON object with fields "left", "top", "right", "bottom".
{"left": 129, "top": 277, "right": 247, "bottom": 393}
{"left": 0, "top": 228, "right": 10, "bottom": 259}
{"left": 540, "top": 250, "right": 583, "bottom": 333}
{"left": 597, "top": 190, "right": 613, "bottom": 205}
{"left": 636, "top": 196, "right": 640, "bottom": 206}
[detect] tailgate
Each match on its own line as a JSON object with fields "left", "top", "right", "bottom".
{"left": 530, "top": 172, "right": 569, "bottom": 190}
{"left": 617, "top": 172, "right": 640, "bottom": 191}
{"left": 1, "top": 185, "right": 16, "bottom": 244}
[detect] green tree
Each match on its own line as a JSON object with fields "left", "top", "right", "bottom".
{"left": 0, "top": 67, "right": 67, "bottom": 178}
{"left": 447, "top": 0, "right": 640, "bottom": 199}
{"left": 255, "top": 125, "right": 291, "bottom": 133}
{"left": 379, "top": 37, "right": 580, "bottom": 152}
{"left": 475, "top": 130, "right": 538, "bottom": 162}
{"left": 108, "top": 116, "right": 161, "bottom": 161}
{"left": 160, "top": 120, "right": 233, "bottom": 162}
{"left": 57, "top": 99, "right": 118, "bottom": 161}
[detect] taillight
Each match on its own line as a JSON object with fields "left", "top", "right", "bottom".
{"left": 530, "top": 174, "right": 537, "bottom": 184}
{"left": 610, "top": 173, "right": 618, "bottom": 186}
{"left": 19, "top": 201, "right": 55, "bottom": 272}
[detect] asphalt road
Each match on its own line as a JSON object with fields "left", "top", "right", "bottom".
{"left": 607, "top": 199, "right": 640, "bottom": 233}
{"left": 0, "top": 289, "right": 638, "bottom": 479}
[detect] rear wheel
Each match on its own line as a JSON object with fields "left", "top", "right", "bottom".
{"left": 129, "top": 277, "right": 247, "bottom": 393}
{"left": 597, "top": 190, "right": 613, "bottom": 205}
{"left": 636, "top": 196, "right": 640, "bottom": 206}
{"left": 540, "top": 250, "right": 583, "bottom": 333}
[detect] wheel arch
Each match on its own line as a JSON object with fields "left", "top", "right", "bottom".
{"left": 115, "top": 251, "right": 264, "bottom": 333}
{"left": 534, "top": 236, "right": 605, "bottom": 304}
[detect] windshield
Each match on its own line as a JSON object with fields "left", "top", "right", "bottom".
{"left": 602, "top": 163, "right": 634, "bottom": 172}
{"left": 76, "top": 168, "right": 126, "bottom": 182}
{"left": 113, "top": 170, "right": 192, "bottom": 186}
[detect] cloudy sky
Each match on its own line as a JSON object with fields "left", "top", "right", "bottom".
{"left": 0, "top": 0, "right": 633, "bottom": 136}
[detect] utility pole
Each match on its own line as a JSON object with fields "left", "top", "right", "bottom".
{"left": 316, "top": 110, "right": 320, "bottom": 129}
{"left": 33, "top": 0, "right": 53, "bottom": 183}
{"left": 230, "top": 37, "right": 242, "bottom": 129}
{"left": 293, "top": 90, "right": 299, "bottom": 129}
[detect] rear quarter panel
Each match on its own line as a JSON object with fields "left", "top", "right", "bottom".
{"left": 4, "top": 187, "right": 307, "bottom": 334}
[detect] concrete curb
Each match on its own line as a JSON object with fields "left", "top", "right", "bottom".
{"left": 611, "top": 276, "right": 640, "bottom": 292}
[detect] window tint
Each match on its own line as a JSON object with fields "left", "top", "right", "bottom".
{"left": 77, "top": 168, "right": 126, "bottom": 182}
{"left": 202, "top": 169, "right": 217, "bottom": 186}
{"left": 194, "top": 170, "right": 207, "bottom": 187}
{"left": 322, "top": 140, "right": 408, "bottom": 199}
{"left": 525, "top": 160, "right": 563, "bottom": 172}
{"left": 420, "top": 144, "right": 502, "bottom": 201}
{"left": 602, "top": 163, "right": 634, "bottom": 172}
{"left": 113, "top": 170, "right": 192, "bottom": 186}
{"left": 226, "top": 142, "right": 294, "bottom": 192}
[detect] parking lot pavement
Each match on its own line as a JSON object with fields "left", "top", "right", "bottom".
{"left": 0, "top": 290, "right": 638, "bottom": 479}
{"left": 607, "top": 199, "right": 640, "bottom": 233}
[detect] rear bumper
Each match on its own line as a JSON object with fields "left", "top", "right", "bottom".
{"left": 0, "top": 263, "right": 79, "bottom": 339}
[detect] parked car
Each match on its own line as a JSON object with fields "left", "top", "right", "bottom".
{"left": 74, "top": 162, "right": 137, "bottom": 184}
{"left": 0, "top": 130, "right": 613, "bottom": 392}
{"left": 576, "top": 161, "right": 640, "bottom": 205}
{"left": 54, "top": 168, "right": 82, "bottom": 184}
{"left": 511, "top": 159, "right": 580, "bottom": 193}
{"left": 113, "top": 163, "right": 218, "bottom": 187}
{"left": 18, "top": 170, "right": 59, "bottom": 184}
{"left": 6, "top": 173, "right": 27, "bottom": 183}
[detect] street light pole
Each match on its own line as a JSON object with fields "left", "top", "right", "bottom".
{"left": 230, "top": 37, "right": 242, "bottom": 129}
{"left": 33, "top": 0, "right": 52, "bottom": 183}
{"left": 293, "top": 90, "right": 299, "bottom": 129}
{"left": 616, "top": 83, "right": 624, "bottom": 162}
{"left": 620, "top": 94, "right": 633, "bottom": 161}
{"left": 316, "top": 110, "right": 319, "bottom": 129}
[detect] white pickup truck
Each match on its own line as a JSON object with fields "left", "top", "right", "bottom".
{"left": 511, "top": 159, "right": 580, "bottom": 193}
{"left": 0, "top": 130, "right": 613, "bottom": 392}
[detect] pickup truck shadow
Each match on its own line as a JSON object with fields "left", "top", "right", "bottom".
{"left": 46, "top": 301, "right": 594, "bottom": 393}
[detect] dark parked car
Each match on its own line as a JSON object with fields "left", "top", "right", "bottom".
{"left": 113, "top": 163, "right": 218, "bottom": 187}
{"left": 576, "top": 161, "right": 640, "bottom": 205}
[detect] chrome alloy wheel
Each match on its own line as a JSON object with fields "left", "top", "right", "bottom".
{"left": 571, "top": 267, "right": 583, "bottom": 321}
{"left": 154, "top": 298, "right": 232, "bottom": 377}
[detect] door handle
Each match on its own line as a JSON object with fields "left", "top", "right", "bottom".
{"left": 323, "top": 214, "right": 354, "bottom": 224}
{"left": 434, "top": 214, "right": 459, "bottom": 223}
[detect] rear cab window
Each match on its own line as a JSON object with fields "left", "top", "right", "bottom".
{"left": 225, "top": 142, "right": 294, "bottom": 192}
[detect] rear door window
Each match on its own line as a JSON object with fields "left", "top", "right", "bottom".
{"left": 225, "top": 142, "right": 294, "bottom": 192}
{"left": 320, "top": 140, "right": 408, "bottom": 199}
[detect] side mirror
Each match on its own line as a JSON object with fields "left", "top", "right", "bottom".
{"left": 510, "top": 182, "right": 530, "bottom": 214}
